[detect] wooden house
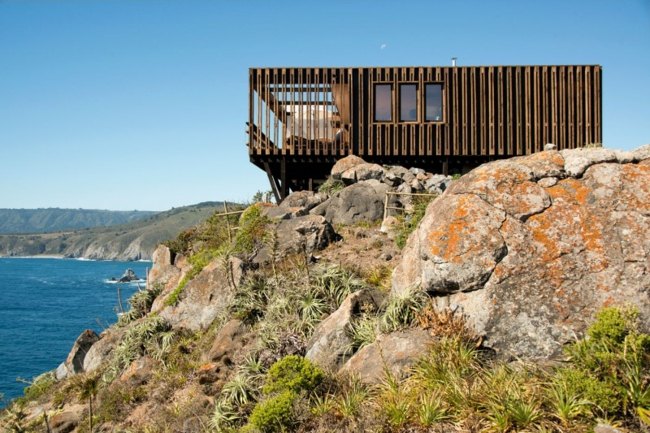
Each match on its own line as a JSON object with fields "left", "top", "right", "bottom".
{"left": 247, "top": 65, "right": 602, "bottom": 201}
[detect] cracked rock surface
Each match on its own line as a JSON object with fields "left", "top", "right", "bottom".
{"left": 392, "top": 145, "right": 650, "bottom": 359}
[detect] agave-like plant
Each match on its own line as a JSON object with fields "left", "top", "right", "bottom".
{"left": 379, "top": 287, "right": 428, "bottom": 333}
{"left": 313, "top": 265, "right": 365, "bottom": 309}
{"left": 220, "top": 373, "right": 256, "bottom": 407}
{"left": 209, "top": 399, "right": 238, "bottom": 433}
{"left": 345, "top": 314, "right": 378, "bottom": 354}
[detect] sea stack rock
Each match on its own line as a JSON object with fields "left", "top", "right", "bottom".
{"left": 118, "top": 268, "right": 139, "bottom": 282}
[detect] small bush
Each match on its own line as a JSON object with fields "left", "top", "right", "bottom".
{"left": 558, "top": 306, "right": 650, "bottom": 422}
{"left": 235, "top": 204, "right": 270, "bottom": 254}
{"left": 20, "top": 372, "right": 56, "bottom": 402}
{"left": 248, "top": 390, "right": 297, "bottom": 433}
{"left": 263, "top": 355, "right": 323, "bottom": 395}
{"left": 163, "top": 227, "right": 197, "bottom": 257}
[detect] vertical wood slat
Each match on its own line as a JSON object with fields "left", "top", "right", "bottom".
{"left": 504, "top": 67, "right": 511, "bottom": 155}
{"left": 272, "top": 69, "right": 279, "bottom": 155}
{"left": 584, "top": 66, "right": 592, "bottom": 145}
{"left": 576, "top": 66, "right": 583, "bottom": 147}
{"left": 554, "top": 67, "right": 566, "bottom": 147}
{"left": 497, "top": 67, "right": 504, "bottom": 155}
{"left": 550, "top": 66, "right": 557, "bottom": 145}
{"left": 540, "top": 66, "right": 545, "bottom": 150}
{"left": 568, "top": 66, "right": 574, "bottom": 149}
{"left": 593, "top": 67, "right": 603, "bottom": 143}
{"left": 479, "top": 67, "right": 486, "bottom": 155}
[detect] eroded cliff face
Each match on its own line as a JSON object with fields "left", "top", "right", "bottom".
{"left": 392, "top": 145, "right": 650, "bottom": 358}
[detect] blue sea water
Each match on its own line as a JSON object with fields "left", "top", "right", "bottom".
{"left": 0, "top": 258, "right": 150, "bottom": 405}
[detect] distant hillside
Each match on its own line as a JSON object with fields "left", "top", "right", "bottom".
{"left": 0, "top": 208, "right": 158, "bottom": 234}
{"left": 0, "top": 202, "right": 233, "bottom": 260}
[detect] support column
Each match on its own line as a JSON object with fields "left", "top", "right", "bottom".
{"left": 263, "top": 162, "right": 281, "bottom": 203}
{"left": 279, "top": 157, "right": 288, "bottom": 201}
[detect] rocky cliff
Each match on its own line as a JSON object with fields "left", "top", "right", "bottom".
{"left": 3, "top": 145, "right": 649, "bottom": 433}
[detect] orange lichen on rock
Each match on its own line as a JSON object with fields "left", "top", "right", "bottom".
{"left": 426, "top": 196, "right": 471, "bottom": 261}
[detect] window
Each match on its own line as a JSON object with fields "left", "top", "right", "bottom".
{"left": 425, "top": 83, "right": 443, "bottom": 122}
{"left": 399, "top": 84, "right": 418, "bottom": 121}
{"left": 374, "top": 84, "right": 392, "bottom": 121}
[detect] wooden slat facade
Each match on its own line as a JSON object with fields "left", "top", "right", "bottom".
{"left": 248, "top": 65, "right": 602, "bottom": 200}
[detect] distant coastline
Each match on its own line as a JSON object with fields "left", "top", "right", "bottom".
{"left": 0, "top": 255, "right": 152, "bottom": 262}
{"left": 0, "top": 202, "right": 230, "bottom": 261}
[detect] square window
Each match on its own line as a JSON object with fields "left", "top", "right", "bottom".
{"left": 425, "top": 84, "right": 443, "bottom": 122}
{"left": 374, "top": 84, "right": 392, "bottom": 121}
{"left": 400, "top": 84, "right": 418, "bottom": 122}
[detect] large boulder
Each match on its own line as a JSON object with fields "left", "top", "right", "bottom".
{"left": 55, "top": 330, "right": 99, "bottom": 380}
{"left": 204, "top": 319, "right": 250, "bottom": 364}
{"left": 254, "top": 215, "right": 338, "bottom": 263}
{"left": 148, "top": 245, "right": 183, "bottom": 293}
{"left": 280, "top": 190, "right": 328, "bottom": 212}
{"left": 339, "top": 328, "right": 436, "bottom": 384}
{"left": 341, "top": 162, "right": 386, "bottom": 185}
{"left": 392, "top": 146, "right": 650, "bottom": 359}
{"left": 49, "top": 404, "right": 85, "bottom": 433}
{"left": 306, "top": 290, "right": 377, "bottom": 372}
{"left": 312, "top": 179, "right": 390, "bottom": 225}
{"left": 83, "top": 327, "right": 125, "bottom": 373}
{"left": 159, "top": 257, "right": 244, "bottom": 331}
{"left": 331, "top": 155, "right": 366, "bottom": 179}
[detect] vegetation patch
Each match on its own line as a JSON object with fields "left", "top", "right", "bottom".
{"left": 103, "top": 315, "right": 173, "bottom": 382}
{"left": 318, "top": 177, "right": 345, "bottom": 195}
{"left": 263, "top": 355, "right": 324, "bottom": 395}
{"left": 118, "top": 283, "right": 163, "bottom": 325}
{"left": 394, "top": 194, "right": 436, "bottom": 249}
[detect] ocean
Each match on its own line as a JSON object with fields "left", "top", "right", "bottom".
{"left": 0, "top": 258, "right": 150, "bottom": 405}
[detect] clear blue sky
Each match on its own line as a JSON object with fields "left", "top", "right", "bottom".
{"left": 1, "top": 0, "right": 649, "bottom": 211}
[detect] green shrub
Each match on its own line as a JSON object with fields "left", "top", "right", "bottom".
{"left": 560, "top": 306, "right": 650, "bottom": 421}
{"left": 552, "top": 367, "right": 619, "bottom": 417}
{"left": 248, "top": 390, "right": 297, "bottom": 433}
{"left": 19, "top": 372, "right": 56, "bottom": 402}
{"left": 235, "top": 205, "right": 270, "bottom": 254}
{"left": 263, "top": 355, "right": 323, "bottom": 395}
{"left": 163, "top": 227, "right": 197, "bottom": 257}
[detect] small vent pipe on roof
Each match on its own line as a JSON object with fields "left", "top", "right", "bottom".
{"left": 451, "top": 57, "right": 457, "bottom": 67}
